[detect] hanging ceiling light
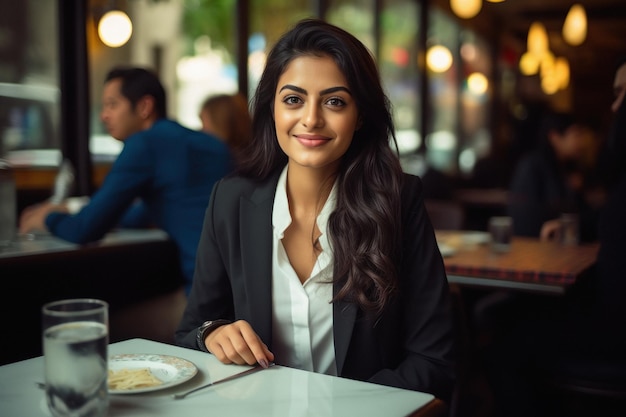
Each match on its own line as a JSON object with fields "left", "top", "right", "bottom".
{"left": 541, "top": 74, "right": 560, "bottom": 95}
{"left": 485, "top": 0, "right": 505, "bottom": 3}
{"left": 519, "top": 51, "right": 540, "bottom": 76}
{"left": 467, "top": 72, "right": 489, "bottom": 95}
{"left": 554, "top": 57, "right": 570, "bottom": 90}
{"left": 527, "top": 22, "right": 549, "bottom": 58}
{"left": 563, "top": 4, "right": 587, "bottom": 46}
{"left": 98, "top": 10, "right": 133, "bottom": 48}
{"left": 450, "top": 0, "right": 482, "bottom": 19}
{"left": 540, "top": 51, "right": 556, "bottom": 79}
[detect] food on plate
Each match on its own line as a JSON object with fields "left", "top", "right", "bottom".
{"left": 108, "top": 367, "right": 163, "bottom": 390}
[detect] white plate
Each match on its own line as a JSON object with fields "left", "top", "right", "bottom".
{"left": 108, "top": 353, "right": 198, "bottom": 394}
{"left": 461, "top": 231, "right": 491, "bottom": 245}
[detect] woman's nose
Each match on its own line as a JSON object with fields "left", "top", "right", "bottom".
{"left": 302, "top": 103, "right": 323, "bottom": 128}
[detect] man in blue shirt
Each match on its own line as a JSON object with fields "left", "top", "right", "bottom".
{"left": 19, "top": 67, "right": 234, "bottom": 295}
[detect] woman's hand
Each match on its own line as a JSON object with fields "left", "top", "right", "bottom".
{"left": 205, "top": 320, "right": 274, "bottom": 368}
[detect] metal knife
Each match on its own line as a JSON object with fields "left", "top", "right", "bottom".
{"left": 173, "top": 362, "right": 273, "bottom": 400}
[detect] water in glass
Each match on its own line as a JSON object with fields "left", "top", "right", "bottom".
{"left": 43, "top": 321, "right": 108, "bottom": 417}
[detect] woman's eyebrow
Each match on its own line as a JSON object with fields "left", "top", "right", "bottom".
{"left": 279, "top": 84, "right": 306, "bottom": 94}
{"left": 278, "top": 85, "right": 352, "bottom": 96}
{"left": 321, "top": 86, "right": 352, "bottom": 96}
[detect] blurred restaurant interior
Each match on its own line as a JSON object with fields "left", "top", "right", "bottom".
{"left": 1, "top": 0, "right": 626, "bottom": 415}
{"left": 2, "top": 0, "right": 625, "bottom": 221}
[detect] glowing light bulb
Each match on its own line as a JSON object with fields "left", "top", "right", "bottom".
{"left": 450, "top": 0, "right": 482, "bottom": 19}
{"left": 98, "top": 10, "right": 133, "bottom": 48}
{"left": 467, "top": 72, "right": 488, "bottom": 95}
{"left": 527, "top": 22, "right": 548, "bottom": 58}
{"left": 519, "top": 52, "right": 540, "bottom": 76}
{"left": 426, "top": 45, "right": 453, "bottom": 73}
{"left": 563, "top": 4, "right": 587, "bottom": 46}
{"left": 554, "top": 57, "right": 570, "bottom": 90}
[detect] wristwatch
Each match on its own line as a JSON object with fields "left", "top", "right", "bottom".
{"left": 196, "top": 319, "right": 231, "bottom": 352}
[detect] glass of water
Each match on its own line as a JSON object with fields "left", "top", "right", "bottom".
{"left": 42, "top": 299, "right": 109, "bottom": 417}
{"left": 488, "top": 216, "right": 513, "bottom": 253}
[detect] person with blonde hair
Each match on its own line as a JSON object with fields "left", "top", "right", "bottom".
{"left": 199, "top": 93, "right": 252, "bottom": 163}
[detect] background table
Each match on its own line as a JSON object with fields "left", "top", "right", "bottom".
{"left": 437, "top": 230, "right": 600, "bottom": 294}
{"left": 0, "top": 228, "right": 172, "bottom": 259}
{"left": 0, "top": 338, "right": 443, "bottom": 417}
{"left": 0, "top": 229, "right": 185, "bottom": 365}
{"left": 436, "top": 231, "right": 602, "bottom": 416}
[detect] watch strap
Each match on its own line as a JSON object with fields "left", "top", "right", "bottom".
{"left": 196, "top": 319, "right": 232, "bottom": 352}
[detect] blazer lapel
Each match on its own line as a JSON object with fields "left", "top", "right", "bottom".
{"left": 333, "top": 294, "right": 357, "bottom": 375}
{"left": 239, "top": 174, "right": 280, "bottom": 344}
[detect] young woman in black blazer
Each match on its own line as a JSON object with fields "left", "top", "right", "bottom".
{"left": 176, "top": 18, "right": 456, "bottom": 403}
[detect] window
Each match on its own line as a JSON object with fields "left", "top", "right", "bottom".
{"left": 379, "top": 0, "right": 422, "bottom": 172}
{"left": 11, "top": 1, "right": 499, "bottom": 194}
{"left": 0, "top": 1, "right": 61, "bottom": 166}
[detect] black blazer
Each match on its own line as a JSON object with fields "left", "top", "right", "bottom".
{"left": 176, "top": 170, "right": 456, "bottom": 402}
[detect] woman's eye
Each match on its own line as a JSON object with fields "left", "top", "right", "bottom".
{"left": 326, "top": 97, "right": 346, "bottom": 107}
{"left": 283, "top": 96, "right": 302, "bottom": 105}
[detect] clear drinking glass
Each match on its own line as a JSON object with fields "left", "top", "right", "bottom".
{"left": 488, "top": 216, "right": 513, "bottom": 253}
{"left": 42, "top": 299, "right": 109, "bottom": 417}
{"left": 559, "top": 213, "right": 580, "bottom": 245}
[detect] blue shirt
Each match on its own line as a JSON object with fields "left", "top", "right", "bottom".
{"left": 46, "top": 119, "right": 234, "bottom": 294}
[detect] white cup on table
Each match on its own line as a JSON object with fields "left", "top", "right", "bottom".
{"left": 42, "top": 298, "right": 109, "bottom": 417}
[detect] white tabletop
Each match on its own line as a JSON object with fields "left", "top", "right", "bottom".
{"left": 0, "top": 338, "right": 436, "bottom": 417}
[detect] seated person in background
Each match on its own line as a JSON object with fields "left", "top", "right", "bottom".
{"left": 484, "top": 56, "right": 626, "bottom": 417}
{"left": 199, "top": 92, "right": 252, "bottom": 164}
{"left": 175, "top": 19, "right": 456, "bottom": 403}
{"left": 19, "top": 66, "right": 234, "bottom": 295}
{"left": 507, "top": 110, "right": 605, "bottom": 242}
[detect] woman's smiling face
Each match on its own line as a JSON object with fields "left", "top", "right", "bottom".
{"left": 273, "top": 54, "right": 360, "bottom": 174}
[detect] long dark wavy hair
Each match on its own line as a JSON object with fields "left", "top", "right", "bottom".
{"left": 238, "top": 18, "right": 404, "bottom": 314}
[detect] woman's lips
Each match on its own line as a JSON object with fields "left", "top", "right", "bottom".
{"left": 295, "top": 134, "right": 329, "bottom": 147}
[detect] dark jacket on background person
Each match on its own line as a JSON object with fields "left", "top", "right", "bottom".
{"left": 507, "top": 112, "right": 602, "bottom": 241}
{"left": 507, "top": 150, "right": 600, "bottom": 241}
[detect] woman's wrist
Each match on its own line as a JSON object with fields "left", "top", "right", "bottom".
{"left": 196, "top": 319, "right": 232, "bottom": 352}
